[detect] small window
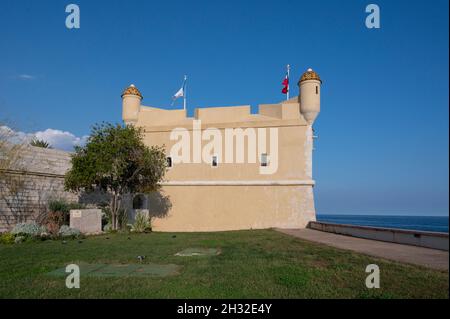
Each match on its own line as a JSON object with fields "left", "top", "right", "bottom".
{"left": 133, "top": 194, "right": 145, "bottom": 210}
{"left": 211, "top": 155, "right": 218, "bottom": 167}
{"left": 316, "top": 86, "right": 319, "bottom": 94}
{"left": 166, "top": 157, "right": 172, "bottom": 168}
{"left": 261, "top": 153, "right": 268, "bottom": 167}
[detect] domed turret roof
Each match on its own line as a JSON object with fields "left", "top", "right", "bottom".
{"left": 298, "top": 68, "right": 322, "bottom": 84}
{"left": 121, "top": 84, "right": 143, "bottom": 99}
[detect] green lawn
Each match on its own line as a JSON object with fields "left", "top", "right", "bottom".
{"left": 0, "top": 229, "right": 447, "bottom": 298}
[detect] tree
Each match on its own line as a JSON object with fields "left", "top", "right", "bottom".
{"left": 30, "top": 138, "right": 52, "bottom": 148}
{"left": 64, "top": 123, "right": 167, "bottom": 230}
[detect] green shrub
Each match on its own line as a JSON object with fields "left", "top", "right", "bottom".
{"left": 48, "top": 199, "right": 85, "bottom": 225}
{"left": 101, "top": 205, "right": 129, "bottom": 231}
{"left": 58, "top": 225, "right": 81, "bottom": 239}
{"left": 131, "top": 211, "right": 151, "bottom": 233}
{"left": 14, "top": 236, "right": 25, "bottom": 244}
{"left": 11, "top": 222, "right": 47, "bottom": 237}
{"left": 119, "top": 209, "right": 129, "bottom": 230}
{"left": 0, "top": 233, "right": 15, "bottom": 245}
{"left": 48, "top": 199, "right": 70, "bottom": 214}
{"left": 68, "top": 202, "right": 86, "bottom": 210}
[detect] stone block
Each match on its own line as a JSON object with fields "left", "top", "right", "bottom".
{"left": 70, "top": 209, "right": 102, "bottom": 234}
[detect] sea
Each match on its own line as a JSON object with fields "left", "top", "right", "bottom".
{"left": 316, "top": 214, "right": 449, "bottom": 233}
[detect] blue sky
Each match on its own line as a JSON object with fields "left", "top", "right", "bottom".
{"left": 0, "top": 0, "right": 448, "bottom": 216}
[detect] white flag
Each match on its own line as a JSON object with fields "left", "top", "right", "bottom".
{"left": 173, "top": 86, "right": 184, "bottom": 100}
{"left": 171, "top": 75, "right": 187, "bottom": 108}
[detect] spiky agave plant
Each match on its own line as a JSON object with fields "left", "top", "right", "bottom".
{"left": 30, "top": 138, "right": 52, "bottom": 148}
{"left": 132, "top": 211, "right": 150, "bottom": 233}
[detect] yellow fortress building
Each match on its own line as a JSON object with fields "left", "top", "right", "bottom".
{"left": 121, "top": 68, "right": 322, "bottom": 232}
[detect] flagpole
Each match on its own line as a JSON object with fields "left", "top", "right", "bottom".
{"left": 286, "top": 64, "right": 290, "bottom": 100}
{"left": 183, "top": 75, "right": 187, "bottom": 111}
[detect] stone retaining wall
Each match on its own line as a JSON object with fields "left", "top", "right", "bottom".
{"left": 309, "top": 221, "right": 449, "bottom": 251}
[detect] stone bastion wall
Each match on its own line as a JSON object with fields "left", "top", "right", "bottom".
{"left": 0, "top": 146, "right": 77, "bottom": 232}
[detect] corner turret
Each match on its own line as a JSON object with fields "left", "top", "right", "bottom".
{"left": 122, "top": 84, "right": 143, "bottom": 125}
{"left": 298, "top": 68, "right": 321, "bottom": 125}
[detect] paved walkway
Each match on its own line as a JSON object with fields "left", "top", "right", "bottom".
{"left": 277, "top": 228, "right": 449, "bottom": 271}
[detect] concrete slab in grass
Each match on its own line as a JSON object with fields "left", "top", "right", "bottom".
{"left": 47, "top": 263, "right": 181, "bottom": 277}
{"left": 175, "top": 248, "right": 221, "bottom": 257}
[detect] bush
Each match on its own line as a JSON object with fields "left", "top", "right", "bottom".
{"left": 48, "top": 199, "right": 85, "bottom": 213}
{"left": 101, "top": 205, "right": 129, "bottom": 231}
{"left": 58, "top": 225, "right": 81, "bottom": 239}
{"left": 48, "top": 199, "right": 85, "bottom": 225}
{"left": 11, "top": 222, "right": 47, "bottom": 237}
{"left": 131, "top": 211, "right": 151, "bottom": 233}
{"left": 44, "top": 211, "right": 65, "bottom": 235}
{"left": 40, "top": 232, "right": 50, "bottom": 241}
{"left": 14, "top": 236, "right": 25, "bottom": 244}
{"left": 0, "top": 233, "right": 15, "bottom": 245}
{"left": 48, "top": 199, "right": 69, "bottom": 214}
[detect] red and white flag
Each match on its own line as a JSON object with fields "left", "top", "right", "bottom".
{"left": 281, "top": 76, "right": 289, "bottom": 94}
{"left": 281, "top": 65, "right": 290, "bottom": 99}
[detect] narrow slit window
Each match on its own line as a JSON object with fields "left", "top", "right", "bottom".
{"left": 166, "top": 157, "right": 173, "bottom": 168}
{"left": 316, "top": 86, "right": 319, "bottom": 94}
{"left": 261, "top": 153, "right": 268, "bottom": 167}
{"left": 212, "top": 155, "right": 218, "bottom": 167}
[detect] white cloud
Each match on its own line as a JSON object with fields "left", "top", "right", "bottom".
{"left": 0, "top": 125, "right": 88, "bottom": 152}
{"left": 34, "top": 129, "right": 88, "bottom": 151}
{"left": 17, "top": 74, "right": 36, "bottom": 80}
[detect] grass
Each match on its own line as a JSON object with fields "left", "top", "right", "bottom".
{"left": 0, "top": 229, "right": 447, "bottom": 298}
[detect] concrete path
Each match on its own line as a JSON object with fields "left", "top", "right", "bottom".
{"left": 277, "top": 228, "right": 449, "bottom": 271}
